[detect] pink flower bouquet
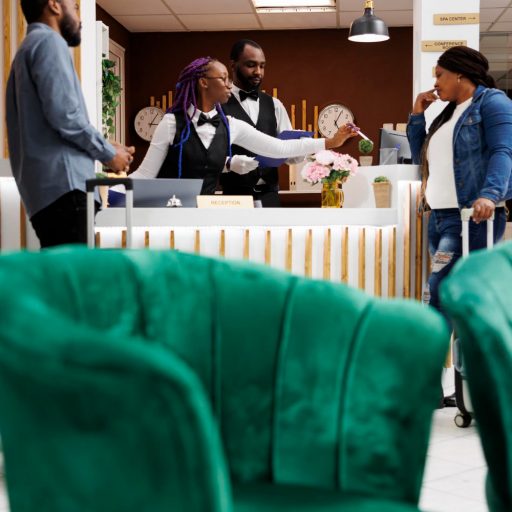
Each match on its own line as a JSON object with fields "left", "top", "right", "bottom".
{"left": 301, "top": 150, "right": 359, "bottom": 185}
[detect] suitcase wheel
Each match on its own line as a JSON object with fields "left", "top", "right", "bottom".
{"left": 454, "top": 412, "right": 472, "bottom": 428}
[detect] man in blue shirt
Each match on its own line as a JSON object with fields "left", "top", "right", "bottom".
{"left": 6, "top": 0, "right": 134, "bottom": 247}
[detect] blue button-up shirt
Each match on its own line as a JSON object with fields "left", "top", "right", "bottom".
{"left": 6, "top": 23, "right": 115, "bottom": 218}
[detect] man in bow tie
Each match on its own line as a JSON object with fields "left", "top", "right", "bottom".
{"left": 221, "top": 39, "right": 294, "bottom": 207}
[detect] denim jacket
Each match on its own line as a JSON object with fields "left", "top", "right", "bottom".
{"left": 407, "top": 85, "right": 512, "bottom": 209}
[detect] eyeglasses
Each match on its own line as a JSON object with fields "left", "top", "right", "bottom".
{"left": 204, "top": 76, "right": 233, "bottom": 86}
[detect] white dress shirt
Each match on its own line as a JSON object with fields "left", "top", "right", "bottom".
{"left": 230, "top": 85, "right": 292, "bottom": 133}
{"left": 131, "top": 105, "right": 324, "bottom": 180}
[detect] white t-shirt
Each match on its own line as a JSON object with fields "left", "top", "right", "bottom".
{"left": 131, "top": 105, "right": 324, "bottom": 180}
{"left": 426, "top": 97, "right": 472, "bottom": 209}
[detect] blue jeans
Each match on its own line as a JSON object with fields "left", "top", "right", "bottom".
{"left": 427, "top": 208, "right": 507, "bottom": 321}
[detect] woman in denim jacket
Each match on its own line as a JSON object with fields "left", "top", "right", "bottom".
{"left": 407, "top": 46, "right": 512, "bottom": 319}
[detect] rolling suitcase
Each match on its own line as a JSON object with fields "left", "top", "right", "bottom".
{"left": 453, "top": 207, "right": 494, "bottom": 428}
{"left": 86, "top": 178, "right": 134, "bottom": 249}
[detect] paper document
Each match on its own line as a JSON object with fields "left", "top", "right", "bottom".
{"left": 255, "top": 130, "right": 314, "bottom": 168}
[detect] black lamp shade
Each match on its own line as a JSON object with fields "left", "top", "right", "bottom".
{"left": 348, "top": 6, "right": 390, "bottom": 43}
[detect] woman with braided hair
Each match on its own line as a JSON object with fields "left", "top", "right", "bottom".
{"left": 130, "top": 57, "right": 356, "bottom": 194}
{"left": 408, "top": 45, "right": 512, "bottom": 318}
{"left": 407, "top": 46, "right": 512, "bottom": 407}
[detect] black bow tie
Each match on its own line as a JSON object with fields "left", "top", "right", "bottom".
{"left": 239, "top": 89, "right": 259, "bottom": 102}
{"left": 197, "top": 113, "right": 221, "bottom": 127}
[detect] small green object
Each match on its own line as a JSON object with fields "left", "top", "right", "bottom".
{"left": 374, "top": 176, "right": 390, "bottom": 183}
{"left": 358, "top": 139, "right": 374, "bottom": 155}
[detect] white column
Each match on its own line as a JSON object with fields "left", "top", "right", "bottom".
{"left": 412, "top": 0, "right": 480, "bottom": 127}
{"left": 79, "top": 0, "right": 99, "bottom": 129}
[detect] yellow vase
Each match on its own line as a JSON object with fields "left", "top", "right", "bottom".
{"left": 321, "top": 180, "right": 344, "bottom": 208}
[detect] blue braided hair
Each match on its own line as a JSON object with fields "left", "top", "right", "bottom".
{"left": 169, "top": 57, "right": 232, "bottom": 178}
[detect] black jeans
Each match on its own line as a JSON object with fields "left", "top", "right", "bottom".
{"left": 30, "top": 190, "right": 99, "bottom": 248}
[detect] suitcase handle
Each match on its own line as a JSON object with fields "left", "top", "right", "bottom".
{"left": 86, "top": 178, "right": 133, "bottom": 192}
{"left": 86, "top": 178, "right": 134, "bottom": 249}
{"left": 460, "top": 207, "right": 494, "bottom": 256}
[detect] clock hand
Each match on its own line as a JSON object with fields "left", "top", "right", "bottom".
{"left": 149, "top": 113, "right": 160, "bottom": 126}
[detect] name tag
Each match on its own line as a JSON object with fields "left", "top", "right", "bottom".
{"left": 197, "top": 195, "right": 255, "bottom": 208}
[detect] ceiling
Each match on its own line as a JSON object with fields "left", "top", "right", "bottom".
{"left": 96, "top": 0, "right": 512, "bottom": 89}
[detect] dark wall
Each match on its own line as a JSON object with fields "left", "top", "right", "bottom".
{"left": 127, "top": 27, "right": 413, "bottom": 172}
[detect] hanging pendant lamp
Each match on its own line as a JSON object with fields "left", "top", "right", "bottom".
{"left": 348, "top": 0, "right": 389, "bottom": 43}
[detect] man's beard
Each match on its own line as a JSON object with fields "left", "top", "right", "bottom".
{"left": 235, "top": 66, "right": 261, "bottom": 92}
{"left": 60, "top": 12, "right": 81, "bottom": 47}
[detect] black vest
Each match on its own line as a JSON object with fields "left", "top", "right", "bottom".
{"left": 158, "top": 112, "right": 228, "bottom": 195}
{"left": 221, "top": 92, "right": 278, "bottom": 195}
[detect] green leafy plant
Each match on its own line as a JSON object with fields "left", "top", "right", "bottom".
{"left": 358, "top": 139, "right": 374, "bottom": 155}
{"left": 374, "top": 175, "right": 390, "bottom": 183}
{"left": 102, "top": 59, "right": 122, "bottom": 138}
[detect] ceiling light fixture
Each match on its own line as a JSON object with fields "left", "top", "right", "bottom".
{"left": 252, "top": 0, "right": 336, "bottom": 12}
{"left": 348, "top": 0, "right": 389, "bottom": 43}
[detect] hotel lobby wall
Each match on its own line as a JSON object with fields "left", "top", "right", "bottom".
{"left": 127, "top": 27, "right": 413, "bottom": 171}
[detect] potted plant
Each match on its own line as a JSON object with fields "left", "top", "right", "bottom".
{"left": 358, "top": 139, "right": 374, "bottom": 166}
{"left": 100, "top": 59, "right": 124, "bottom": 208}
{"left": 372, "top": 176, "right": 391, "bottom": 208}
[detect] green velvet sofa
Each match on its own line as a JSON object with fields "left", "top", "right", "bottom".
{"left": 0, "top": 247, "right": 449, "bottom": 511}
{"left": 441, "top": 241, "right": 512, "bottom": 512}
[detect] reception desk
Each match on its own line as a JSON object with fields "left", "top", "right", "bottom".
{"left": 0, "top": 162, "right": 427, "bottom": 300}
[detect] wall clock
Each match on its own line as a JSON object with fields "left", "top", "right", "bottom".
{"left": 134, "top": 106, "right": 164, "bottom": 141}
{"left": 317, "top": 103, "right": 355, "bottom": 138}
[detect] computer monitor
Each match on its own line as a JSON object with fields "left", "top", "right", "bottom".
{"left": 379, "top": 128, "right": 412, "bottom": 164}
{"left": 108, "top": 178, "right": 203, "bottom": 208}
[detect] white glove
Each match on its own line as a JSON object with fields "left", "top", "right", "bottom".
{"left": 225, "top": 155, "right": 259, "bottom": 175}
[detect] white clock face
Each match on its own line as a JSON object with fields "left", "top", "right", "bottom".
{"left": 134, "top": 107, "right": 164, "bottom": 142}
{"left": 318, "top": 104, "right": 354, "bottom": 138}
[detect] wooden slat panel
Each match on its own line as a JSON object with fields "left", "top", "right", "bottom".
{"left": 169, "top": 230, "right": 175, "bottom": 249}
{"left": 73, "top": 0, "right": 81, "bottom": 80}
{"left": 358, "top": 228, "right": 366, "bottom": 290}
{"left": 313, "top": 105, "right": 319, "bottom": 138}
{"left": 168, "top": 90, "right": 173, "bottom": 109}
{"left": 291, "top": 104, "right": 296, "bottom": 129}
{"left": 17, "top": 1, "right": 25, "bottom": 46}
{"left": 121, "top": 229, "right": 127, "bottom": 248}
{"left": 304, "top": 229, "right": 312, "bottom": 277}
{"left": 374, "top": 229, "right": 382, "bottom": 297}
{"left": 415, "top": 186, "right": 423, "bottom": 300}
{"left": 144, "top": 230, "right": 150, "bottom": 248}
{"left": 323, "top": 228, "right": 331, "bottom": 280}
{"left": 388, "top": 227, "right": 397, "bottom": 297}
{"left": 95, "top": 232, "right": 101, "bottom": 248}
{"left": 3, "top": 0, "right": 12, "bottom": 158}
{"left": 243, "top": 229, "right": 250, "bottom": 259}
{"left": 302, "top": 99, "right": 307, "bottom": 130}
{"left": 194, "top": 229, "right": 200, "bottom": 253}
{"left": 219, "top": 229, "right": 225, "bottom": 257}
{"left": 264, "top": 230, "right": 271, "bottom": 265}
{"left": 19, "top": 201, "right": 26, "bottom": 249}
{"left": 285, "top": 228, "right": 292, "bottom": 272}
{"left": 403, "top": 184, "right": 411, "bottom": 298}
{"left": 341, "top": 227, "right": 349, "bottom": 284}
{"left": 272, "top": 87, "right": 278, "bottom": 98}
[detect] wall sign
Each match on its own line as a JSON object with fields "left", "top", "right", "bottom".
{"left": 434, "top": 13, "right": 479, "bottom": 25}
{"left": 421, "top": 40, "right": 467, "bottom": 52}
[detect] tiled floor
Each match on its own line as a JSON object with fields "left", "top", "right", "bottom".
{"left": 0, "top": 407, "right": 488, "bottom": 512}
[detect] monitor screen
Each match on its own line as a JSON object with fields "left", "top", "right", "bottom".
{"left": 379, "top": 129, "right": 412, "bottom": 164}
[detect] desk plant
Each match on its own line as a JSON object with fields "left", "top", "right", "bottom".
{"left": 373, "top": 175, "right": 391, "bottom": 208}
{"left": 358, "top": 139, "right": 374, "bottom": 166}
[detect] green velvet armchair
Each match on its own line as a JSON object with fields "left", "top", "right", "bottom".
{"left": 0, "top": 247, "right": 449, "bottom": 512}
{"left": 441, "top": 241, "right": 512, "bottom": 512}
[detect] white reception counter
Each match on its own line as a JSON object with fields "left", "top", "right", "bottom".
{"left": 0, "top": 162, "right": 427, "bottom": 300}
